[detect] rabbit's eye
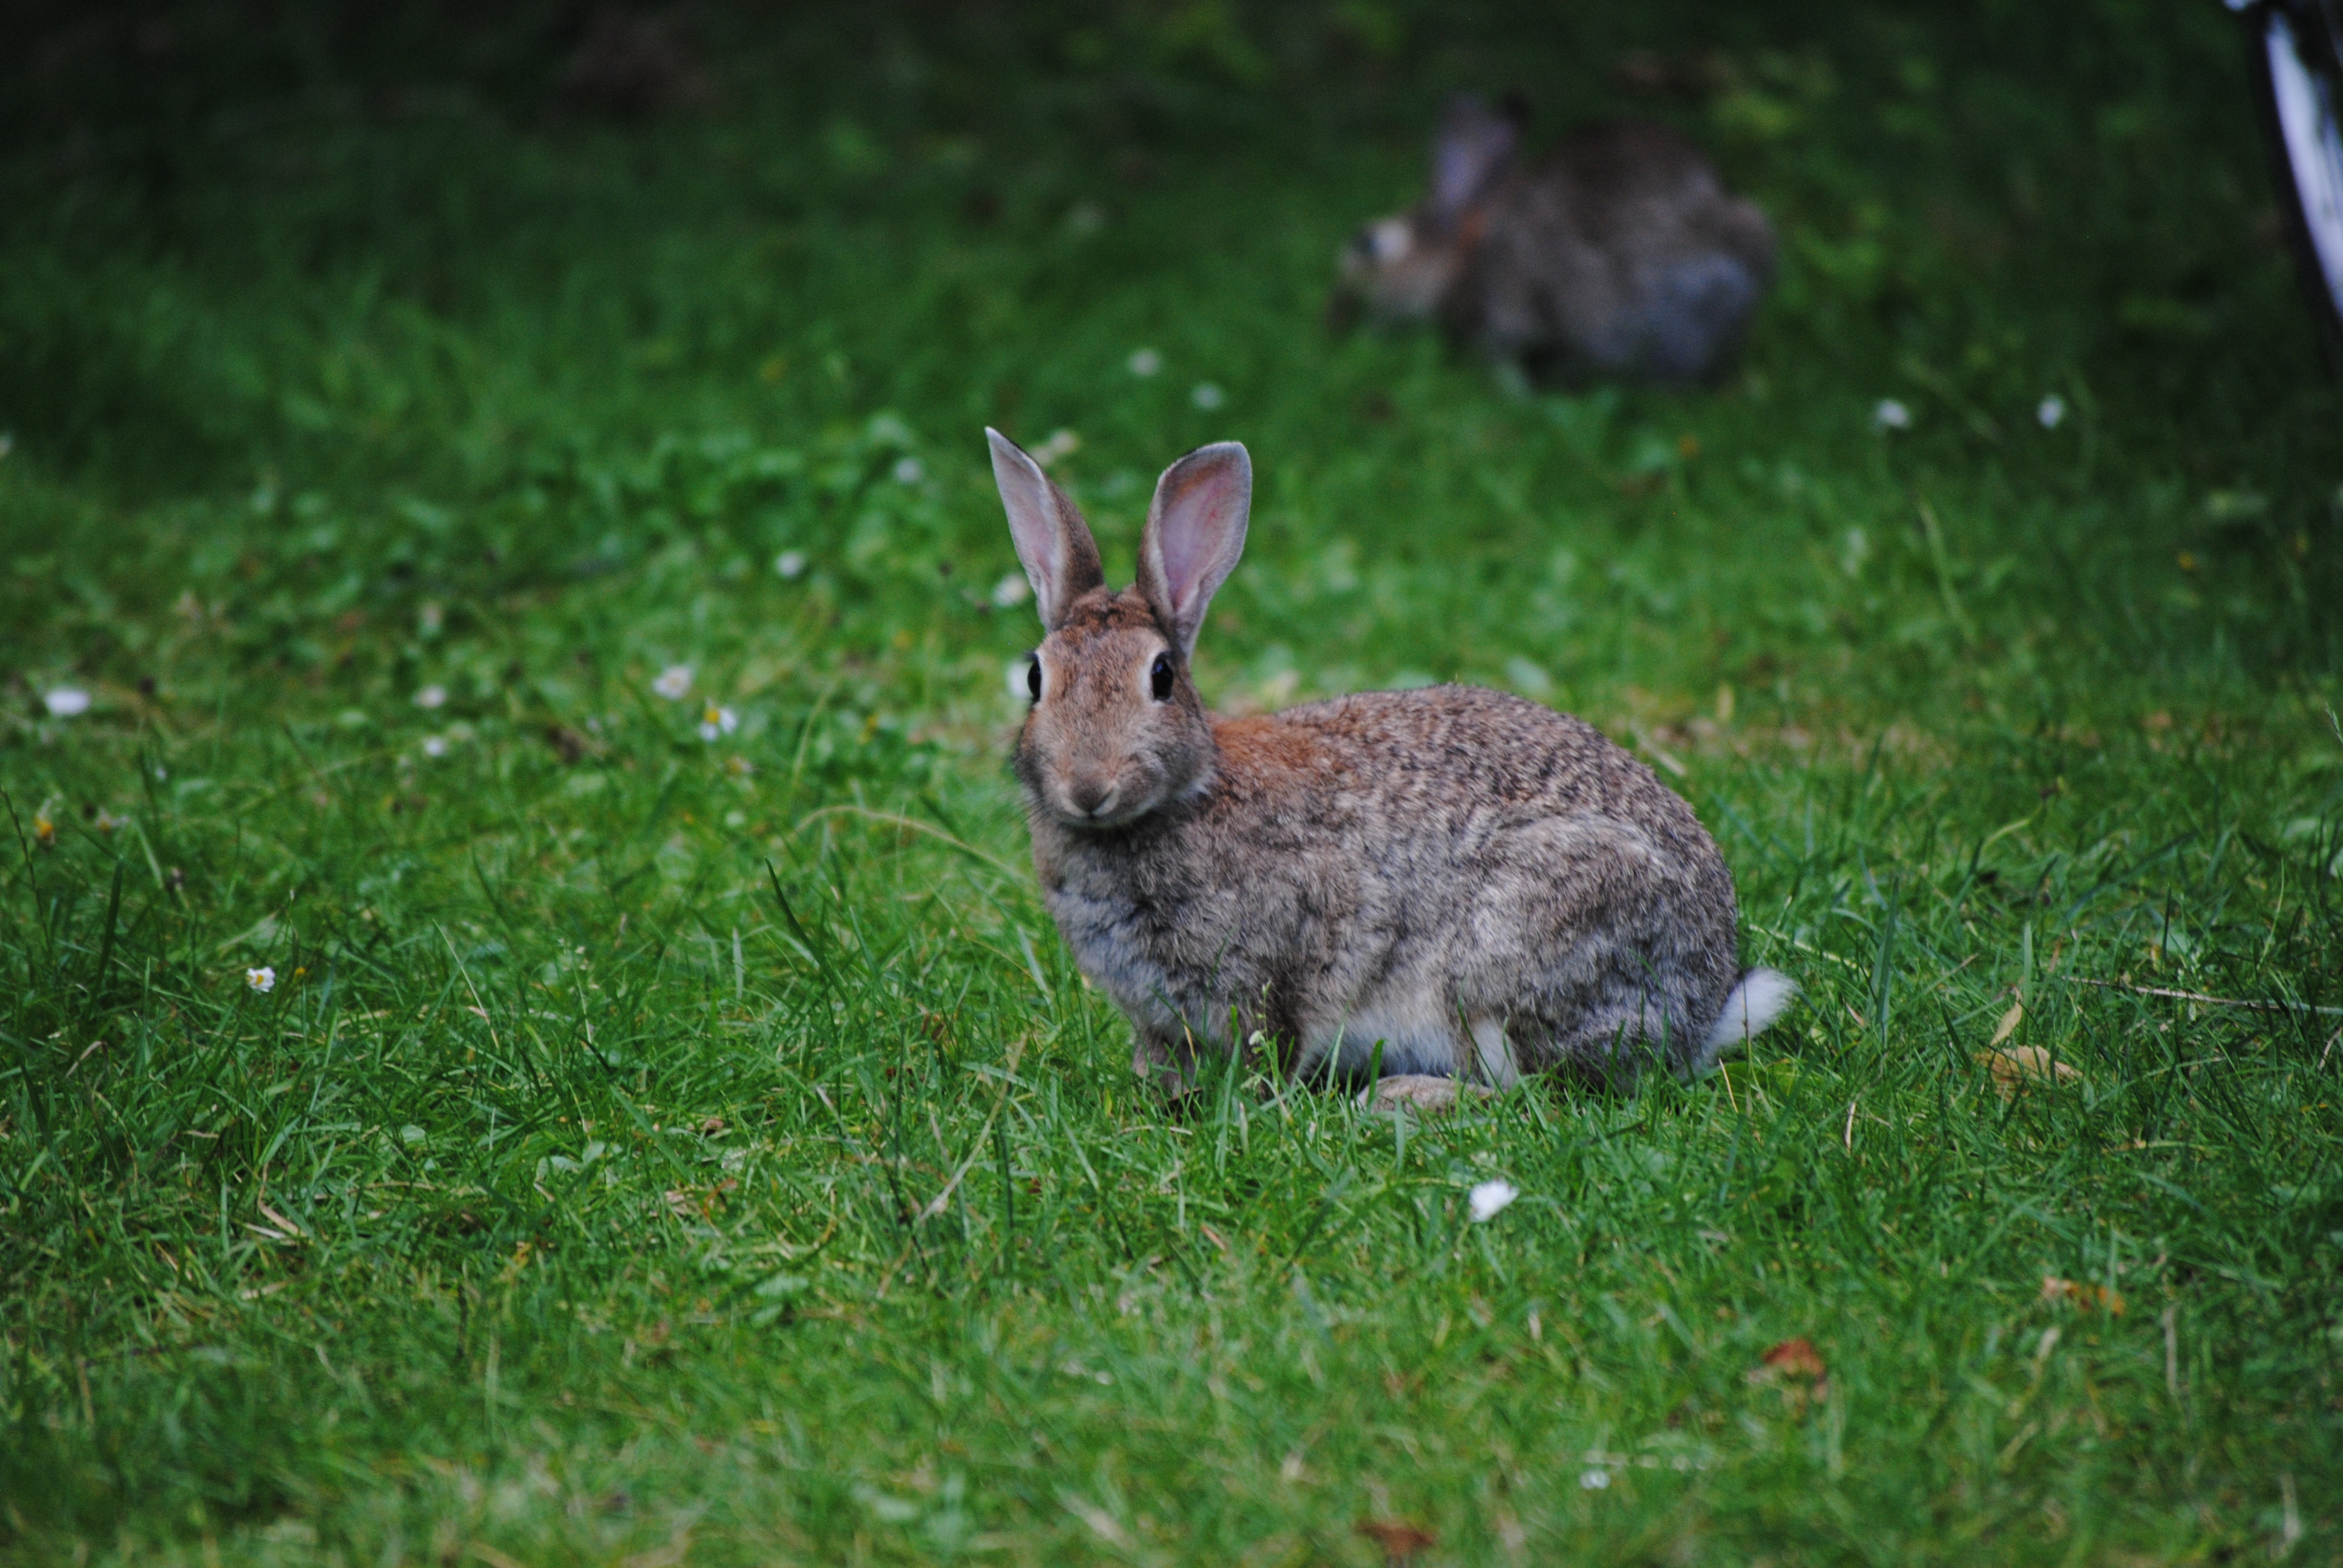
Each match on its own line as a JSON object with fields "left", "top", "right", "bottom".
{"left": 1149, "top": 653, "right": 1175, "bottom": 702}
{"left": 1026, "top": 658, "right": 1042, "bottom": 702}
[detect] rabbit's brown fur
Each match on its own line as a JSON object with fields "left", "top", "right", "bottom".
{"left": 989, "top": 429, "right": 1792, "bottom": 1102}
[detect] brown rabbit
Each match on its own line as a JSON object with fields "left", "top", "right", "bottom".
{"left": 1335, "top": 95, "right": 1775, "bottom": 385}
{"left": 988, "top": 428, "right": 1792, "bottom": 1106}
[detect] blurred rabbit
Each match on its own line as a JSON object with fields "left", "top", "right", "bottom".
{"left": 1335, "top": 94, "right": 1775, "bottom": 385}
{"left": 987, "top": 427, "right": 1794, "bottom": 1108}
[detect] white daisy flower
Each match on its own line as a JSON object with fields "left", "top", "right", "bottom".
{"left": 774, "top": 550, "right": 807, "bottom": 580}
{"left": 413, "top": 685, "right": 448, "bottom": 710}
{"left": 2037, "top": 394, "right": 2066, "bottom": 429}
{"left": 246, "top": 966, "right": 277, "bottom": 993}
{"left": 991, "top": 572, "right": 1033, "bottom": 609}
{"left": 422, "top": 735, "right": 449, "bottom": 758}
{"left": 43, "top": 688, "right": 91, "bottom": 717}
{"left": 1191, "top": 382, "right": 1227, "bottom": 411}
{"left": 1127, "top": 348, "right": 1162, "bottom": 377}
{"left": 698, "top": 704, "right": 739, "bottom": 741}
{"left": 653, "top": 665, "right": 693, "bottom": 700}
{"left": 1467, "top": 1178, "right": 1519, "bottom": 1223}
{"left": 1579, "top": 1468, "right": 1611, "bottom": 1491}
{"left": 892, "top": 456, "right": 925, "bottom": 485}
{"left": 1872, "top": 399, "right": 1912, "bottom": 431}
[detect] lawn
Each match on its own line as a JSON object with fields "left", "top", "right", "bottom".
{"left": 3, "top": 2, "right": 2341, "bottom": 1562}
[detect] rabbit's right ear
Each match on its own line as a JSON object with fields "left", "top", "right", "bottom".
{"left": 1428, "top": 93, "right": 1518, "bottom": 226}
{"left": 988, "top": 428, "right": 1104, "bottom": 630}
{"left": 1138, "top": 442, "right": 1250, "bottom": 660}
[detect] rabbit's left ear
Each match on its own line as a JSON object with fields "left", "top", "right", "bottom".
{"left": 1138, "top": 442, "right": 1250, "bottom": 660}
{"left": 1429, "top": 93, "right": 1518, "bottom": 226}
{"left": 990, "top": 427, "right": 1105, "bottom": 630}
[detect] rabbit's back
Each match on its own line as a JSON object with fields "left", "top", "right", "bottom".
{"left": 1248, "top": 685, "right": 1705, "bottom": 844}
{"left": 1467, "top": 122, "right": 1774, "bottom": 381}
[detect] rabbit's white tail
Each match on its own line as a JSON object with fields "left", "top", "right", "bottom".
{"left": 1694, "top": 968, "right": 1797, "bottom": 1073}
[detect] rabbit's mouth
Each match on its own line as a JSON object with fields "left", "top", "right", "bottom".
{"left": 1052, "top": 776, "right": 1153, "bottom": 831}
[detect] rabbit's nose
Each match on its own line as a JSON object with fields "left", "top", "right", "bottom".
{"left": 1067, "top": 778, "right": 1117, "bottom": 818}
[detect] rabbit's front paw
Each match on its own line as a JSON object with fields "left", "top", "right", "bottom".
{"left": 1363, "top": 1074, "right": 1493, "bottom": 1114}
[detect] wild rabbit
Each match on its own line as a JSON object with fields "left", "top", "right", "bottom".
{"left": 988, "top": 428, "right": 1792, "bottom": 1106}
{"left": 1335, "top": 94, "right": 1775, "bottom": 385}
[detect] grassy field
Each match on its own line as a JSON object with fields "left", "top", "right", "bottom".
{"left": 4, "top": 2, "right": 2342, "bottom": 1562}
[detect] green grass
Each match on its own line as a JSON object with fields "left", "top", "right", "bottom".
{"left": 4, "top": 2, "right": 2342, "bottom": 1561}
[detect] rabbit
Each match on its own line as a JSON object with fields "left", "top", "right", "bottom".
{"left": 1334, "top": 94, "right": 1776, "bottom": 385}
{"left": 987, "top": 427, "right": 1794, "bottom": 1107}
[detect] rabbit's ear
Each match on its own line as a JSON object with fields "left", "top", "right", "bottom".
{"left": 989, "top": 427, "right": 1104, "bottom": 630}
{"left": 1429, "top": 93, "right": 1518, "bottom": 225}
{"left": 1138, "top": 442, "right": 1250, "bottom": 659}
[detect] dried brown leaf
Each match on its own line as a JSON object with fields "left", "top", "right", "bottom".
{"left": 1356, "top": 1519, "right": 1438, "bottom": 1563}
{"left": 1758, "top": 1337, "right": 1827, "bottom": 1379}
{"left": 1978, "top": 1045, "right": 2078, "bottom": 1099}
{"left": 2041, "top": 1275, "right": 2126, "bottom": 1315}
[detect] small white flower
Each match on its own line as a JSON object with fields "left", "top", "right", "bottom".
{"left": 698, "top": 704, "right": 739, "bottom": 742}
{"left": 43, "top": 688, "right": 91, "bottom": 717}
{"left": 774, "top": 550, "right": 807, "bottom": 580}
{"left": 421, "top": 734, "right": 449, "bottom": 758}
{"left": 1872, "top": 399, "right": 1912, "bottom": 431}
{"left": 1579, "top": 1468, "right": 1611, "bottom": 1491}
{"left": 413, "top": 685, "right": 448, "bottom": 710}
{"left": 653, "top": 665, "right": 693, "bottom": 700}
{"left": 1127, "top": 348, "right": 1162, "bottom": 377}
{"left": 1191, "top": 382, "right": 1227, "bottom": 411}
{"left": 1034, "top": 429, "right": 1081, "bottom": 468}
{"left": 246, "top": 966, "right": 277, "bottom": 993}
{"left": 2037, "top": 394, "right": 2066, "bottom": 430}
{"left": 1467, "top": 1178, "right": 1519, "bottom": 1223}
{"left": 991, "top": 572, "right": 1033, "bottom": 609}
{"left": 892, "top": 456, "right": 926, "bottom": 485}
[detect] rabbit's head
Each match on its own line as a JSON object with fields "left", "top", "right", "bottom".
{"left": 988, "top": 430, "right": 1250, "bottom": 832}
{"left": 1335, "top": 93, "right": 1521, "bottom": 324}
